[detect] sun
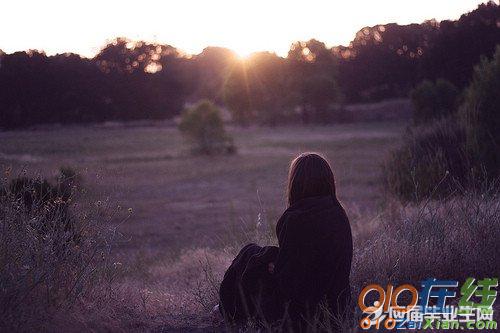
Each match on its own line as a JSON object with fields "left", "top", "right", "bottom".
{"left": 226, "top": 38, "right": 257, "bottom": 59}
{"left": 230, "top": 43, "right": 256, "bottom": 59}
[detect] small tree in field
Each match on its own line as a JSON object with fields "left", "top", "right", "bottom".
{"left": 179, "top": 100, "right": 235, "bottom": 155}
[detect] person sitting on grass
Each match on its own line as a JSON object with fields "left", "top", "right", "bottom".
{"left": 219, "top": 152, "right": 353, "bottom": 330}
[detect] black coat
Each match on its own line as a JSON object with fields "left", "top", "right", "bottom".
{"left": 219, "top": 195, "right": 353, "bottom": 327}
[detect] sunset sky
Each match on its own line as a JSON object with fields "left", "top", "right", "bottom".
{"left": 0, "top": 0, "right": 489, "bottom": 58}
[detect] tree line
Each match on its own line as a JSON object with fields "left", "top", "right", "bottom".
{"left": 0, "top": 2, "right": 498, "bottom": 129}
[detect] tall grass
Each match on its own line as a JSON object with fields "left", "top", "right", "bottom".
{"left": 352, "top": 179, "right": 500, "bottom": 288}
{"left": 191, "top": 181, "right": 500, "bottom": 332}
{"left": 2, "top": 170, "right": 497, "bottom": 332}
{"left": 385, "top": 118, "right": 470, "bottom": 201}
{"left": 0, "top": 170, "right": 123, "bottom": 331}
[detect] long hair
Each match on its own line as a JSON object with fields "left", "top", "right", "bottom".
{"left": 287, "top": 152, "right": 336, "bottom": 206}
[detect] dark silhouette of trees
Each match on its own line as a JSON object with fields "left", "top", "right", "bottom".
{"left": 336, "top": 1, "right": 499, "bottom": 103}
{"left": 224, "top": 41, "right": 341, "bottom": 126}
{"left": 247, "top": 52, "right": 291, "bottom": 125}
{"left": 0, "top": 2, "right": 498, "bottom": 129}
{"left": 93, "top": 38, "right": 186, "bottom": 120}
{"left": 0, "top": 39, "right": 187, "bottom": 128}
{"left": 386, "top": 46, "right": 500, "bottom": 201}
{"left": 191, "top": 47, "right": 238, "bottom": 103}
{"left": 288, "top": 40, "right": 341, "bottom": 123}
{"left": 0, "top": 51, "right": 108, "bottom": 127}
{"left": 335, "top": 22, "right": 438, "bottom": 102}
{"left": 421, "top": 2, "right": 500, "bottom": 87}
{"left": 224, "top": 52, "right": 291, "bottom": 126}
{"left": 223, "top": 61, "right": 253, "bottom": 126}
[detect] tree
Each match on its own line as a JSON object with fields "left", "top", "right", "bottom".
{"left": 334, "top": 2, "right": 499, "bottom": 102}
{"left": 223, "top": 61, "right": 253, "bottom": 126}
{"left": 0, "top": 40, "right": 188, "bottom": 129}
{"left": 288, "top": 40, "right": 341, "bottom": 123}
{"left": 246, "top": 52, "right": 291, "bottom": 125}
{"left": 336, "top": 22, "right": 437, "bottom": 102}
{"left": 410, "top": 79, "right": 460, "bottom": 124}
{"left": 460, "top": 46, "right": 500, "bottom": 176}
{"left": 178, "top": 100, "right": 235, "bottom": 154}
{"left": 95, "top": 38, "right": 185, "bottom": 120}
{"left": 192, "top": 47, "right": 238, "bottom": 103}
{"left": 422, "top": 1, "right": 500, "bottom": 87}
{"left": 224, "top": 52, "right": 291, "bottom": 126}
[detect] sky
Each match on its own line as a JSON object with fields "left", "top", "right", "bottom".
{"left": 0, "top": 0, "right": 490, "bottom": 58}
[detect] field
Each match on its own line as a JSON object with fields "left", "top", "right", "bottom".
{"left": 2, "top": 120, "right": 499, "bottom": 331}
{"left": 0, "top": 121, "right": 404, "bottom": 257}
{"left": 0, "top": 121, "right": 407, "bottom": 330}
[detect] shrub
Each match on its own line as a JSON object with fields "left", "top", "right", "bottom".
{"left": 460, "top": 45, "right": 500, "bottom": 177}
{"left": 388, "top": 48, "right": 500, "bottom": 201}
{"left": 385, "top": 117, "right": 469, "bottom": 201}
{"left": 0, "top": 172, "right": 118, "bottom": 331}
{"left": 179, "top": 100, "right": 236, "bottom": 155}
{"left": 4, "top": 168, "right": 82, "bottom": 240}
{"left": 6, "top": 176, "right": 77, "bottom": 245}
{"left": 410, "top": 79, "right": 460, "bottom": 124}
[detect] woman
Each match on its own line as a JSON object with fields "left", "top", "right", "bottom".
{"left": 219, "top": 152, "right": 353, "bottom": 330}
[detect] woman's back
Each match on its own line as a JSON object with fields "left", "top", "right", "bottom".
{"left": 275, "top": 195, "right": 353, "bottom": 320}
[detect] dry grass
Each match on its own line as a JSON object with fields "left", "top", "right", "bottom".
{"left": 1, "top": 121, "right": 497, "bottom": 331}
{"left": 86, "top": 180, "right": 497, "bottom": 332}
{"left": 0, "top": 172, "right": 125, "bottom": 332}
{"left": 352, "top": 179, "right": 500, "bottom": 289}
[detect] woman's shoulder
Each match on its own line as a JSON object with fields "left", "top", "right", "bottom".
{"left": 288, "top": 196, "right": 347, "bottom": 221}
{"left": 276, "top": 195, "right": 350, "bottom": 237}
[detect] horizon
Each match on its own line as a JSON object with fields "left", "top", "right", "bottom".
{"left": 0, "top": 0, "right": 489, "bottom": 58}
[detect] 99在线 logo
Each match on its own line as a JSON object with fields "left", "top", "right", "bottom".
{"left": 358, "top": 278, "right": 498, "bottom": 330}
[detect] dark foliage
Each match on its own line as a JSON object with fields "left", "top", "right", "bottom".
{"left": 179, "top": 100, "right": 235, "bottom": 154}
{"left": 287, "top": 40, "right": 341, "bottom": 124}
{"left": 224, "top": 52, "right": 293, "bottom": 125}
{"left": 460, "top": 45, "right": 500, "bottom": 178}
{"left": 0, "top": 39, "right": 187, "bottom": 128}
{"left": 0, "top": 2, "right": 498, "bottom": 128}
{"left": 0, "top": 170, "right": 117, "bottom": 331}
{"left": 1, "top": 169, "right": 79, "bottom": 239}
{"left": 421, "top": 2, "right": 500, "bottom": 87}
{"left": 385, "top": 118, "right": 469, "bottom": 201}
{"left": 410, "top": 79, "right": 460, "bottom": 124}
{"left": 337, "top": 1, "right": 499, "bottom": 102}
{"left": 386, "top": 47, "right": 500, "bottom": 201}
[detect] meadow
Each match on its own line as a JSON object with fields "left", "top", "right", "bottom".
{"left": 0, "top": 120, "right": 404, "bottom": 329}
{"left": 2, "top": 120, "right": 497, "bottom": 331}
{"left": 0, "top": 121, "right": 404, "bottom": 260}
